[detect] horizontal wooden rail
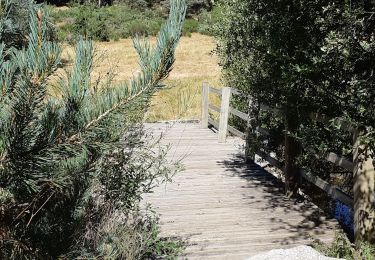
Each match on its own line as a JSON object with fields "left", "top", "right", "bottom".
{"left": 300, "top": 170, "right": 353, "bottom": 207}
{"left": 209, "top": 104, "right": 221, "bottom": 113}
{"left": 230, "top": 107, "right": 250, "bottom": 122}
{"left": 209, "top": 87, "right": 222, "bottom": 96}
{"left": 256, "top": 149, "right": 284, "bottom": 169}
{"left": 202, "top": 83, "right": 357, "bottom": 208}
{"left": 208, "top": 117, "right": 219, "bottom": 130}
{"left": 255, "top": 150, "right": 353, "bottom": 207}
{"left": 228, "top": 125, "right": 246, "bottom": 139}
{"left": 325, "top": 152, "right": 353, "bottom": 171}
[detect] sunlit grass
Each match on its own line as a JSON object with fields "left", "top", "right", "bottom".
{"left": 57, "top": 33, "right": 222, "bottom": 121}
{"left": 145, "top": 76, "right": 221, "bottom": 121}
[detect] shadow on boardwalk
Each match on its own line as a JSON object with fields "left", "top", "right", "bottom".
{"left": 144, "top": 122, "right": 337, "bottom": 259}
{"left": 219, "top": 154, "right": 337, "bottom": 246}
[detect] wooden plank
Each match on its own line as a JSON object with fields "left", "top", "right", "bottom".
{"left": 300, "top": 170, "right": 353, "bottom": 207}
{"left": 229, "top": 107, "right": 250, "bottom": 122}
{"left": 209, "top": 86, "right": 222, "bottom": 96}
{"left": 218, "top": 87, "right": 231, "bottom": 143}
{"left": 256, "top": 146, "right": 353, "bottom": 206}
{"left": 325, "top": 152, "right": 353, "bottom": 171}
{"left": 208, "top": 117, "right": 219, "bottom": 130}
{"left": 227, "top": 125, "right": 245, "bottom": 139}
{"left": 143, "top": 122, "right": 338, "bottom": 259}
{"left": 256, "top": 149, "right": 284, "bottom": 169}
{"left": 209, "top": 104, "right": 221, "bottom": 113}
{"left": 201, "top": 83, "right": 209, "bottom": 129}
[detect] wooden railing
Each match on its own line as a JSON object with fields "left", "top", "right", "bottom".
{"left": 201, "top": 83, "right": 354, "bottom": 203}
{"left": 201, "top": 84, "right": 248, "bottom": 142}
{"left": 202, "top": 83, "right": 375, "bottom": 242}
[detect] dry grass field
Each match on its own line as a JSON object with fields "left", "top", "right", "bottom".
{"left": 60, "top": 33, "right": 222, "bottom": 121}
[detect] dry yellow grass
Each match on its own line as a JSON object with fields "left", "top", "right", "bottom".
{"left": 60, "top": 33, "right": 222, "bottom": 121}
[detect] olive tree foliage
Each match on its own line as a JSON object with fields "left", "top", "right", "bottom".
{"left": 0, "top": 0, "right": 186, "bottom": 258}
{"left": 216, "top": 0, "right": 375, "bottom": 242}
{"left": 216, "top": 0, "right": 375, "bottom": 178}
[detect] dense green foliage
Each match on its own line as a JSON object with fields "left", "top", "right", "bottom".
{"left": 216, "top": 0, "right": 375, "bottom": 194}
{"left": 52, "top": 4, "right": 164, "bottom": 41}
{"left": 42, "top": 0, "right": 213, "bottom": 15}
{"left": 0, "top": 0, "right": 186, "bottom": 258}
{"left": 51, "top": 2, "right": 220, "bottom": 41}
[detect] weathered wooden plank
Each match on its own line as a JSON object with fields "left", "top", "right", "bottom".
{"left": 227, "top": 125, "right": 245, "bottom": 139}
{"left": 229, "top": 106, "right": 250, "bottom": 122}
{"left": 209, "top": 86, "right": 222, "bottom": 96}
{"left": 143, "top": 122, "right": 338, "bottom": 259}
{"left": 201, "top": 83, "right": 209, "bottom": 128}
{"left": 256, "top": 149, "right": 284, "bottom": 169}
{"left": 300, "top": 170, "right": 353, "bottom": 207}
{"left": 209, "top": 104, "right": 221, "bottom": 113}
{"left": 208, "top": 117, "right": 219, "bottom": 129}
{"left": 218, "top": 87, "right": 231, "bottom": 142}
{"left": 326, "top": 152, "right": 353, "bottom": 171}
{"left": 256, "top": 150, "right": 354, "bottom": 206}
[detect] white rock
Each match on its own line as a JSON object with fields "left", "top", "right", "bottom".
{"left": 247, "top": 245, "right": 343, "bottom": 260}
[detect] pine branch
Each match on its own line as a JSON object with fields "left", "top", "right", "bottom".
{"left": 66, "top": 0, "right": 186, "bottom": 142}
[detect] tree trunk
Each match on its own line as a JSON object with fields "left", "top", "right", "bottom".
{"left": 284, "top": 109, "right": 301, "bottom": 197}
{"left": 353, "top": 128, "right": 375, "bottom": 244}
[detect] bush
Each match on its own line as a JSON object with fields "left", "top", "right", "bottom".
{"left": 52, "top": 4, "right": 165, "bottom": 41}
{"left": 216, "top": 0, "right": 375, "bottom": 244}
{"left": 182, "top": 18, "right": 199, "bottom": 36}
{"left": 215, "top": 0, "right": 375, "bottom": 187}
{"left": 51, "top": 2, "right": 212, "bottom": 41}
{"left": 315, "top": 233, "right": 375, "bottom": 260}
{"left": 0, "top": 0, "right": 187, "bottom": 258}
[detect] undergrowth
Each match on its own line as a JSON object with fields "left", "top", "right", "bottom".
{"left": 314, "top": 233, "right": 375, "bottom": 260}
{"left": 50, "top": 3, "right": 223, "bottom": 42}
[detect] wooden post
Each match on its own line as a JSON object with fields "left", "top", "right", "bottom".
{"left": 284, "top": 109, "right": 301, "bottom": 197}
{"left": 245, "top": 96, "right": 259, "bottom": 163}
{"left": 353, "top": 128, "right": 375, "bottom": 244}
{"left": 218, "top": 87, "right": 231, "bottom": 143}
{"left": 201, "top": 82, "right": 209, "bottom": 129}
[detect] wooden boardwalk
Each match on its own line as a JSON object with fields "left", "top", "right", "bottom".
{"left": 143, "top": 122, "right": 338, "bottom": 259}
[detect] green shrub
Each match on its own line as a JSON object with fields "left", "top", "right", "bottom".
{"left": 182, "top": 18, "right": 198, "bottom": 36}
{"left": 196, "top": 4, "right": 223, "bottom": 36}
{"left": 50, "top": 0, "right": 222, "bottom": 41}
{"left": 0, "top": 0, "right": 187, "bottom": 258}
{"left": 52, "top": 4, "right": 165, "bottom": 41}
{"left": 314, "top": 233, "right": 375, "bottom": 260}
{"left": 215, "top": 0, "right": 375, "bottom": 197}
